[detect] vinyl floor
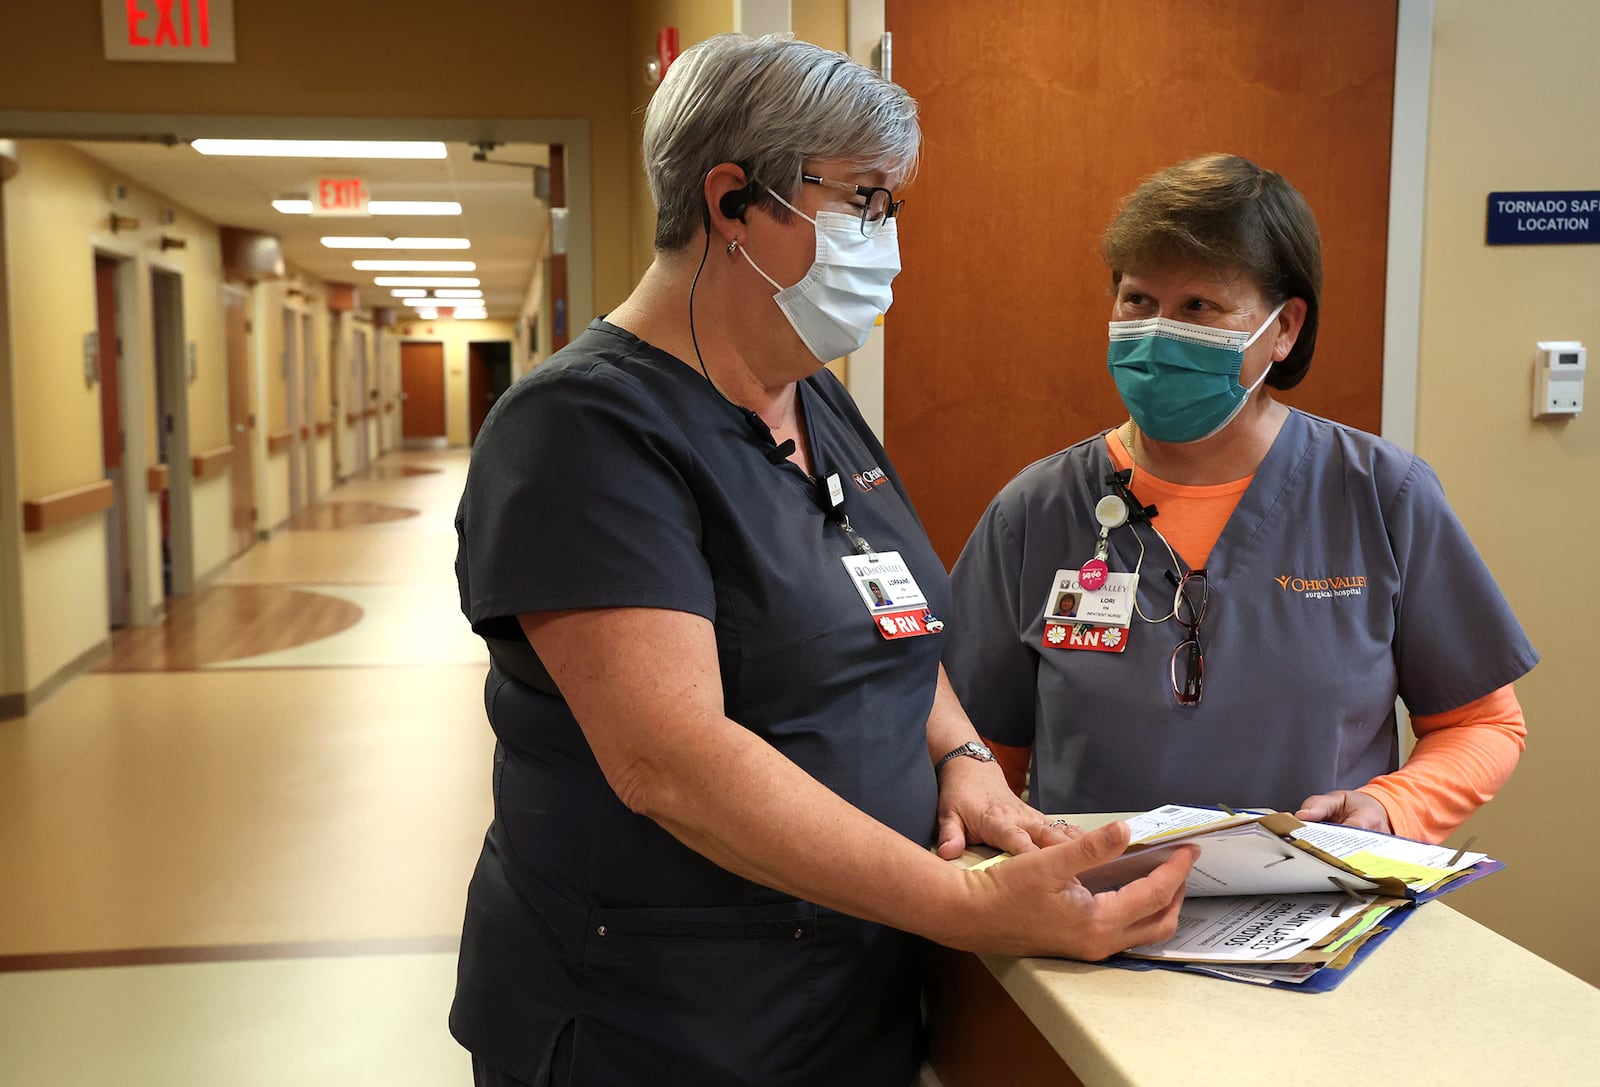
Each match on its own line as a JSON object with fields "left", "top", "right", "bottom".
{"left": 0, "top": 451, "right": 493, "bottom": 1086}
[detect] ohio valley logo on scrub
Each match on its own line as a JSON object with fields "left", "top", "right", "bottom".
{"left": 1274, "top": 573, "right": 1367, "bottom": 599}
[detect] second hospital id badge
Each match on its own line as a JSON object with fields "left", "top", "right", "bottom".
{"left": 1041, "top": 567, "right": 1137, "bottom": 653}
{"left": 841, "top": 552, "right": 945, "bottom": 640}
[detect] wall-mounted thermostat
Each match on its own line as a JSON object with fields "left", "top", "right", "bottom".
{"left": 1533, "top": 340, "right": 1585, "bottom": 419}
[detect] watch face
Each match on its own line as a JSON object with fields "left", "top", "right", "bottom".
{"left": 972, "top": 741, "right": 993, "bottom": 760}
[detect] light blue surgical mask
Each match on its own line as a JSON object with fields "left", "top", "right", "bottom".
{"left": 1106, "top": 302, "right": 1287, "bottom": 443}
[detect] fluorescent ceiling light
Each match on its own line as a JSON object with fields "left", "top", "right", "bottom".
{"left": 373, "top": 276, "right": 480, "bottom": 287}
{"left": 321, "top": 236, "right": 470, "bottom": 250}
{"left": 273, "top": 200, "right": 463, "bottom": 216}
{"left": 452, "top": 310, "right": 489, "bottom": 319}
{"left": 416, "top": 308, "right": 439, "bottom": 320}
{"left": 352, "top": 259, "right": 476, "bottom": 272}
{"left": 390, "top": 289, "right": 429, "bottom": 298}
{"left": 370, "top": 201, "right": 462, "bottom": 216}
{"left": 432, "top": 289, "right": 483, "bottom": 298}
{"left": 193, "top": 139, "right": 446, "bottom": 158}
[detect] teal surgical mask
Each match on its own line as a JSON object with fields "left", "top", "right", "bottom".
{"left": 1106, "top": 302, "right": 1287, "bottom": 443}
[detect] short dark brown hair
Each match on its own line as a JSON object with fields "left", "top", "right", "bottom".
{"left": 1101, "top": 154, "right": 1323, "bottom": 389}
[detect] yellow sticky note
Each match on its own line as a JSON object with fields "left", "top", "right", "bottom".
{"left": 1345, "top": 851, "right": 1455, "bottom": 886}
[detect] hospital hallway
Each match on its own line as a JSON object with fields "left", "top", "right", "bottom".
{"left": 0, "top": 451, "right": 494, "bottom": 1085}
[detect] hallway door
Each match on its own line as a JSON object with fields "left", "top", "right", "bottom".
{"left": 883, "top": 0, "right": 1398, "bottom": 563}
{"left": 95, "top": 255, "right": 130, "bottom": 628}
{"left": 283, "top": 307, "right": 304, "bottom": 517}
{"left": 223, "top": 286, "right": 255, "bottom": 556}
{"left": 327, "top": 316, "right": 342, "bottom": 484}
{"left": 467, "top": 340, "right": 513, "bottom": 444}
{"left": 400, "top": 341, "right": 447, "bottom": 443}
{"left": 151, "top": 268, "right": 193, "bottom": 597}
{"left": 352, "top": 328, "right": 371, "bottom": 473}
{"left": 302, "top": 311, "right": 318, "bottom": 502}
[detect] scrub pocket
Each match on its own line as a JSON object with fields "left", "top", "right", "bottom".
{"left": 569, "top": 900, "right": 822, "bottom": 1086}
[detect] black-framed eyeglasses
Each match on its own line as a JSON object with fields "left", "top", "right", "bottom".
{"left": 801, "top": 173, "right": 903, "bottom": 238}
{"left": 1169, "top": 569, "right": 1208, "bottom": 707}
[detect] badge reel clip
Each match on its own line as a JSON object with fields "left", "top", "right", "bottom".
{"left": 1079, "top": 493, "right": 1129, "bottom": 590}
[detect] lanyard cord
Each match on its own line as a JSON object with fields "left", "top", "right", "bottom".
{"left": 1117, "top": 422, "right": 1186, "bottom": 624}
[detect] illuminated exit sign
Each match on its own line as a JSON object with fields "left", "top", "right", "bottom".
{"left": 103, "top": 1, "right": 237, "bottom": 63}
{"left": 311, "top": 178, "right": 370, "bottom": 217}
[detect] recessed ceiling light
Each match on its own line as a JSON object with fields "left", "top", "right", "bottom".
{"left": 273, "top": 200, "right": 462, "bottom": 216}
{"left": 193, "top": 139, "right": 447, "bottom": 158}
{"left": 433, "top": 289, "right": 484, "bottom": 298}
{"left": 370, "top": 201, "right": 462, "bottom": 216}
{"left": 416, "top": 308, "right": 439, "bottom": 320}
{"left": 390, "top": 289, "right": 429, "bottom": 298}
{"left": 373, "top": 276, "right": 480, "bottom": 287}
{"left": 352, "top": 259, "right": 476, "bottom": 272}
{"left": 322, "top": 237, "right": 470, "bottom": 250}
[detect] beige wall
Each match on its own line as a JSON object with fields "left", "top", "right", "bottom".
{"left": 2, "top": 141, "right": 229, "bottom": 685}
{"left": 1417, "top": 0, "right": 1600, "bottom": 985}
{"left": 792, "top": 0, "right": 848, "bottom": 50}
{"left": 626, "top": 1, "right": 741, "bottom": 284}
{"left": 392, "top": 318, "right": 519, "bottom": 446}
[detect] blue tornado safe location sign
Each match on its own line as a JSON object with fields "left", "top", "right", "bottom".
{"left": 1486, "top": 191, "right": 1600, "bottom": 245}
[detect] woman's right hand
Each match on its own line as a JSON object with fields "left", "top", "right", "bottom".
{"left": 956, "top": 820, "right": 1197, "bottom": 961}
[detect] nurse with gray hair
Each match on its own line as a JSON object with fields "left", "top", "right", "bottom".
{"left": 451, "top": 33, "right": 1195, "bottom": 1086}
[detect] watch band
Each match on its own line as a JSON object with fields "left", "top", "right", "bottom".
{"left": 936, "top": 740, "right": 994, "bottom": 772}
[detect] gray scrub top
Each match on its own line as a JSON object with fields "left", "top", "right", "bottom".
{"left": 945, "top": 410, "right": 1538, "bottom": 816}
{"left": 451, "top": 319, "right": 947, "bottom": 1085}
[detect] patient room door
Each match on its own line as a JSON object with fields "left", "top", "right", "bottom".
{"left": 883, "top": 0, "right": 1398, "bottom": 563}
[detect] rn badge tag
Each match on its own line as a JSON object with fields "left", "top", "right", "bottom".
{"left": 842, "top": 551, "right": 943, "bottom": 640}
{"left": 1042, "top": 621, "right": 1129, "bottom": 653}
{"left": 1040, "top": 567, "right": 1136, "bottom": 652}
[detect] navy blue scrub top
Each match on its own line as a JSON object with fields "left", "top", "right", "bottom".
{"left": 451, "top": 319, "right": 949, "bottom": 1086}
{"left": 945, "top": 410, "right": 1538, "bottom": 817}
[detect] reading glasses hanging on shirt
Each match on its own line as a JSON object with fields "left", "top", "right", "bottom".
{"left": 1170, "top": 570, "right": 1209, "bottom": 707}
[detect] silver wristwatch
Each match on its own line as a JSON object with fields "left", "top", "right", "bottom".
{"left": 936, "top": 739, "right": 995, "bottom": 773}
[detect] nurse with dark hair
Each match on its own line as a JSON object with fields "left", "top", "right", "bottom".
{"left": 948, "top": 153, "right": 1537, "bottom": 844}
{"left": 451, "top": 34, "right": 1194, "bottom": 1087}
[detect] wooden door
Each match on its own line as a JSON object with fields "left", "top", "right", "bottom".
{"left": 468, "top": 341, "right": 490, "bottom": 444}
{"left": 884, "top": 0, "right": 1398, "bottom": 564}
{"left": 400, "top": 341, "right": 447, "bottom": 439}
{"left": 224, "top": 288, "right": 255, "bottom": 556}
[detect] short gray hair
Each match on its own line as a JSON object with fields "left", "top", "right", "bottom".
{"left": 643, "top": 33, "right": 920, "bottom": 252}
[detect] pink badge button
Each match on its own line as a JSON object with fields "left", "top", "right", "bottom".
{"left": 1079, "top": 558, "right": 1108, "bottom": 591}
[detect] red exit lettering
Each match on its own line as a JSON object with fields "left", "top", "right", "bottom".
{"left": 318, "top": 179, "right": 367, "bottom": 211}
{"left": 126, "top": 0, "right": 212, "bottom": 50}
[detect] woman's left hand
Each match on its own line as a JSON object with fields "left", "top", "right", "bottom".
{"left": 935, "top": 759, "right": 1081, "bottom": 860}
{"left": 1295, "top": 789, "right": 1393, "bottom": 833}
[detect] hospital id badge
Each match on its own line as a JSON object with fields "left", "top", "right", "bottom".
{"left": 842, "top": 551, "right": 945, "bottom": 640}
{"left": 1040, "top": 567, "right": 1136, "bottom": 653}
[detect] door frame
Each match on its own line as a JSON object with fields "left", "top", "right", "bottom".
{"left": 90, "top": 237, "right": 156, "bottom": 627}
{"left": 0, "top": 177, "right": 25, "bottom": 698}
{"left": 221, "top": 282, "right": 255, "bottom": 557}
{"left": 149, "top": 262, "right": 195, "bottom": 598}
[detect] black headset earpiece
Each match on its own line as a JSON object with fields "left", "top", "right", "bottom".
{"left": 718, "top": 183, "right": 752, "bottom": 223}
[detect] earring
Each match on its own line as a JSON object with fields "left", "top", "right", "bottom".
{"left": 726, "top": 238, "right": 739, "bottom": 254}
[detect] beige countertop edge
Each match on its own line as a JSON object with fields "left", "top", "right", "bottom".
{"left": 960, "top": 816, "right": 1600, "bottom": 1087}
